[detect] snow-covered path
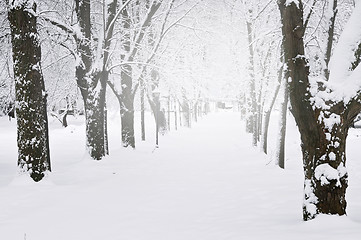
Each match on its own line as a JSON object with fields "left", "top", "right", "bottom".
{"left": 126, "top": 112, "right": 304, "bottom": 240}
{"left": 1, "top": 112, "right": 361, "bottom": 240}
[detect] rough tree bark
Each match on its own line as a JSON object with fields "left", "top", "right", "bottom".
{"left": 8, "top": 0, "right": 51, "bottom": 181}
{"left": 279, "top": 0, "right": 361, "bottom": 220}
{"left": 74, "top": 0, "right": 106, "bottom": 160}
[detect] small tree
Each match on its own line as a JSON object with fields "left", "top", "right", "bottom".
{"left": 7, "top": 0, "right": 51, "bottom": 181}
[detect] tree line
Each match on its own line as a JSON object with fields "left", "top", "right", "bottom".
{"left": 2, "top": 0, "right": 361, "bottom": 221}
{"left": 2, "top": 0, "right": 211, "bottom": 181}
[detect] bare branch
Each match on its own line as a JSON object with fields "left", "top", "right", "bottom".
{"left": 304, "top": 0, "right": 317, "bottom": 31}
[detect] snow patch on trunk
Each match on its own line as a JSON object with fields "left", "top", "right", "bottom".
{"left": 304, "top": 179, "right": 318, "bottom": 216}
{"left": 285, "top": 0, "right": 300, "bottom": 8}
{"left": 315, "top": 163, "right": 347, "bottom": 186}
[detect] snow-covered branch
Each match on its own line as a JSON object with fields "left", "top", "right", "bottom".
{"left": 107, "top": 61, "right": 160, "bottom": 72}
{"left": 40, "top": 16, "right": 82, "bottom": 42}
{"left": 327, "top": 2, "right": 361, "bottom": 102}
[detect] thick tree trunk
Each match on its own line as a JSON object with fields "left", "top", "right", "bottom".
{"left": 8, "top": 0, "right": 51, "bottom": 181}
{"left": 77, "top": 74, "right": 107, "bottom": 160}
{"left": 301, "top": 116, "right": 349, "bottom": 220}
{"left": 74, "top": 0, "right": 107, "bottom": 160}
{"left": 278, "top": 0, "right": 358, "bottom": 220}
{"left": 76, "top": 56, "right": 107, "bottom": 159}
{"left": 83, "top": 77, "right": 106, "bottom": 160}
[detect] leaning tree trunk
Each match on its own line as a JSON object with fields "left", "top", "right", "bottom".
{"left": 278, "top": 0, "right": 360, "bottom": 220}
{"left": 262, "top": 65, "right": 283, "bottom": 154}
{"left": 8, "top": 0, "right": 51, "bottom": 182}
{"left": 262, "top": 84, "right": 281, "bottom": 154}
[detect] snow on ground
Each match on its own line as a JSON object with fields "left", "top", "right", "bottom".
{"left": 1, "top": 111, "right": 361, "bottom": 240}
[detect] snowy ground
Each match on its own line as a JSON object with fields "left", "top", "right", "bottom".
{"left": 1, "top": 111, "right": 361, "bottom": 240}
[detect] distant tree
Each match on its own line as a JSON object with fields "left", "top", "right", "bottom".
{"left": 275, "top": 72, "right": 288, "bottom": 169}
{"left": 0, "top": 1, "right": 14, "bottom": 118}
{"left": 7, "top": 0, "right": 51, "bottom": 181}
{"left": 107, "top": 0, "right": 164, "bottom": 148}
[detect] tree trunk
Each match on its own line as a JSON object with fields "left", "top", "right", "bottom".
{"left": 324, "top": 0, "right": 338, "bottom": 80}
{"left": 174, "top": 100, "right": 178, "bottom": 130}
{"left": 301, "top": 116, "right": 349, "bottom": 220}
{"left": 182, "top": 101, "right": 191, "bottom": 128}
{"left": 141, "top": 86, "right": 146, "bottom": 141}
{"left": 193, "top": 102, "right": 198, "bottom": 123}
{"left": 276, "top": 80, "right": 288, "bottom": 169}
{"left": 278, "top": 0, "right": 359, "bottom": 220}
{"left": 62, "top": 111, "right": 68, "bottom": 128}
{"left": 83, "top": 77, "right": 106, "bottom": 160}
{"left": 167, "top": 96, "right": 171, "bottom": 131}
{"left": 119, "top": 3, "right": 136, "bottom": 148}
{"left": 257, "top": 103, "right": 262, "bottom": 143}
{"left": 246, "top": 18, "right": 258, "bottom": 146}
{"left": 104, "top": 104, "right": 109, "bottom": 155}
{"left": 120, "top": 66, "right": 135, "bottom": 148}
{"left": 8, "top": 0, "right": 51, "bottom": 181}
{"left": 121, "top": 107, "right": 135, "bottom": 148}
{"left": 262, "top": 83, "right": 281, "bottom": 154}
{"left": 74, "top": 0, "right": 106, "bottom": 160}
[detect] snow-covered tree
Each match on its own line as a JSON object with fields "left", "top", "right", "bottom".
{"left": 43, "top": 0, "right": 132, "bottom": 159}
{"left": 279, "top": 0, "right": 361, "bottom": 220}
{"left": 107, "top": 0, "right": 174, "bottom": 148}
{"left": 7, "top": 0, "right": 51, "bottom": 181}
{"left": 0, "top": 1, "right": 14, "bottom": 117}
